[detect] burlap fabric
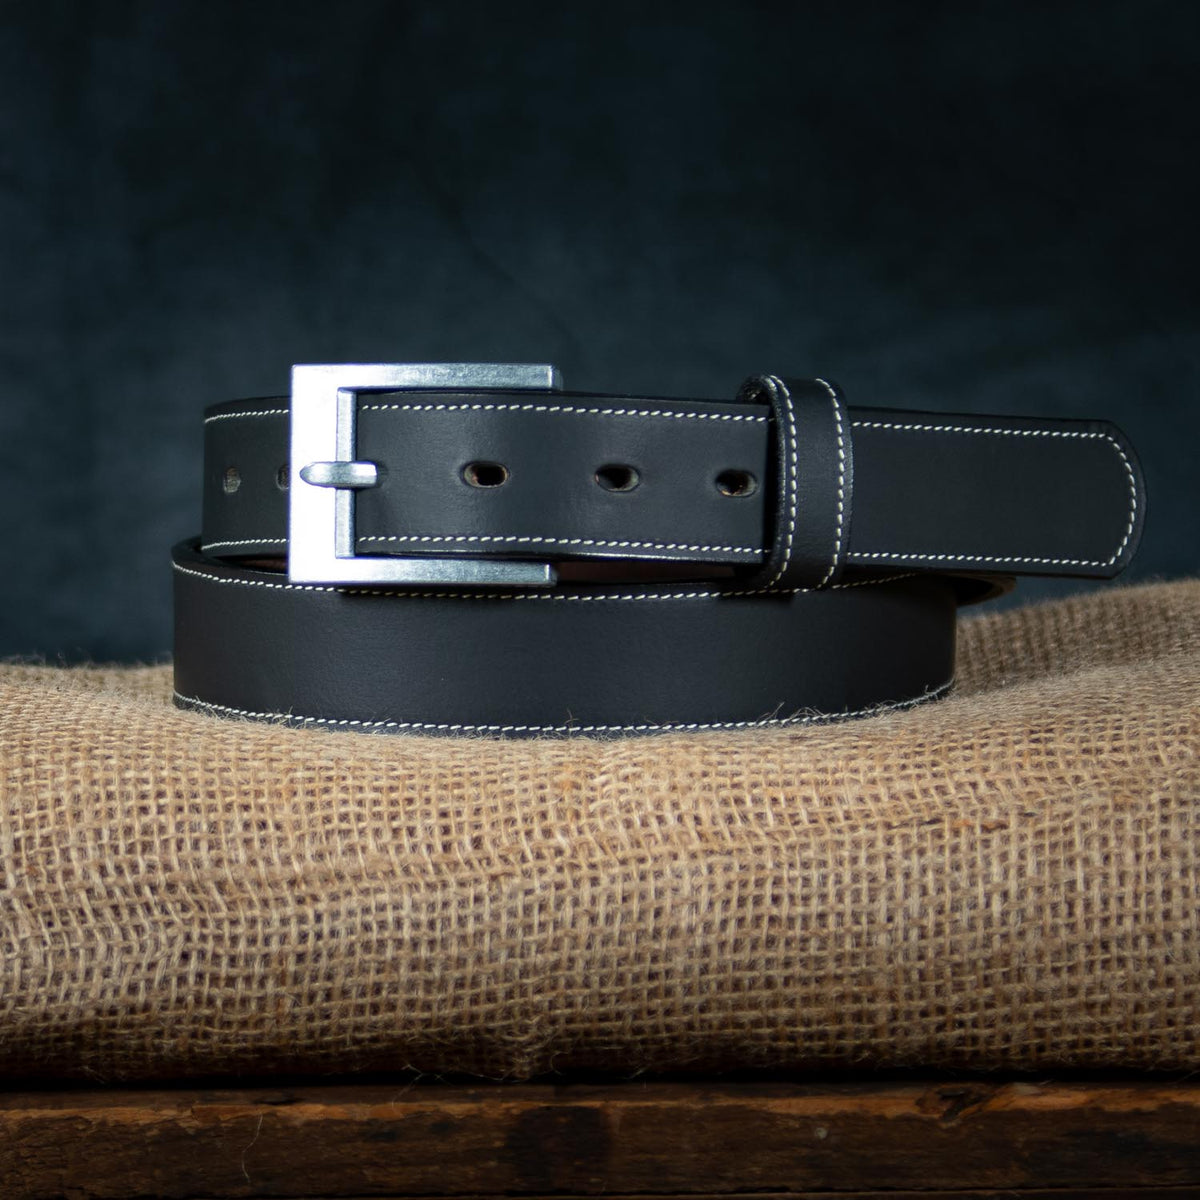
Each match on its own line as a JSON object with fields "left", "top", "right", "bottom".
{"left": 1, "top": 579, "right": 1198, "bottom": 1082}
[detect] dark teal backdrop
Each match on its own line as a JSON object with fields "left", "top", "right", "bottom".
{"left": 2, "top": 0, "right": 1197, "bottom": 659}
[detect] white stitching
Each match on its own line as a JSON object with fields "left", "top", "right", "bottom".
{"left": 759, "top": 375, "right": 798, "bottom": 589}
{"left": 850, "top": 419, "right": 1139, "bottom": 569}
{"left": 201, "top": 539, "right": 287, "bottom": 551}
{"left": 204, "top": 408, "right": 289, "bottom": 424}
{"left": 203, "top": 403, "right": 769, "bottom": 425}
{"left": 171, "top": 558, "right": 916, "bottom": 602}
{"left": 850, "top": 550, "right": 1122, "bottom": 568}
{"left": 201, "top": 535, "right": 761, "bottom": 557}
{"left": 359, "top": 400, "right": 769, "bottom": 423}
{"left": 172, "top": 680, "right": 952, "bottom": 735}
{"left": 856, "top": 420, "right": 1107, "bottom": 439}
{"left": 203, "top": 535, "right": 762, "bottom": 556}
{"left": 814, "top": 378, "right": 848, "bottom": 588}
{"left": 176, "top": 562, "right": 339, "bottom": 594}
{"left": 357, "top": 534, "right": 760, "bottom": 555}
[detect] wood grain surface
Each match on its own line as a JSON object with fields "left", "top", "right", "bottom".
{"left": 1, "top": 1079, "right": 1198, "bottom": 1198}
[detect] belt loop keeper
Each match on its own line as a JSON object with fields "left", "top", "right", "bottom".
{"left": 735, "top": 374, "right": 856, "bottom": 591}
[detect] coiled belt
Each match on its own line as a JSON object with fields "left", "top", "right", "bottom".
{"left": 172, "top": 362, "right": 1144, "bottom": 735}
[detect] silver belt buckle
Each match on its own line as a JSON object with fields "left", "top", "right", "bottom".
{"left": 288, "top": 362, "right": 561, "bottom": 587}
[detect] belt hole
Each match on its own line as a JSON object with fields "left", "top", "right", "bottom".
{"left": 275, "top": 463, "right": 289, "bottom": 491}
{"left": 595, "top": 463, "right": 640, "bottom": 492}
{"left": 463, "top": 461, "right": 509, "bottom": 488}
{"left": 716, "top": 469, "right": 757, "bottom": 498}
{"left": 222, "top": 467, "right": 241, "bottom": 495}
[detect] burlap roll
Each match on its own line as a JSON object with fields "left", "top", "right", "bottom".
{"left": 1, "top": 579, "right": 1197, "bottom": 1082}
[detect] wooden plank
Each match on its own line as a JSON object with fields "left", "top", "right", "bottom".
{"left": 0, "top": 1079, "right": 1198, "bottom": 1198}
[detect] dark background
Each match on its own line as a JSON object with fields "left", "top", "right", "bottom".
{"left": 2, "top": 0, "right": 1196, "bottom": 662}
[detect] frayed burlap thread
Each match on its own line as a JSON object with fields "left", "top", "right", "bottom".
{"left": 1, "top": 579, "right": 1198, "bottom": 1082}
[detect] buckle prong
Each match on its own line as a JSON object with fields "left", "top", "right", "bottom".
{"left": 299, "top": 461, "right": 379, "bottom": 489}
{"left": 288, "top": 362, "right": 562, "bottom": 588}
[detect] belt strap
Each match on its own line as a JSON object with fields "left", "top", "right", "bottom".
{"left": 173, "top": 364, "right": 1145, "bottom": 735}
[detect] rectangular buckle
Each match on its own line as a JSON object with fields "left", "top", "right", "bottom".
{"left": 288, "top": 362, "right": 562, "bottom": 587}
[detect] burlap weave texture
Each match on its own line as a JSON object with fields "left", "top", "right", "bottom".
{"left": 1, "top": 579, "right": 1197, "bottom": 1082}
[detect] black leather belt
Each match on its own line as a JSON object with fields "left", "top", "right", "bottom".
{"left": 172, "top": 362, "right": 1145, "bottom": 735}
